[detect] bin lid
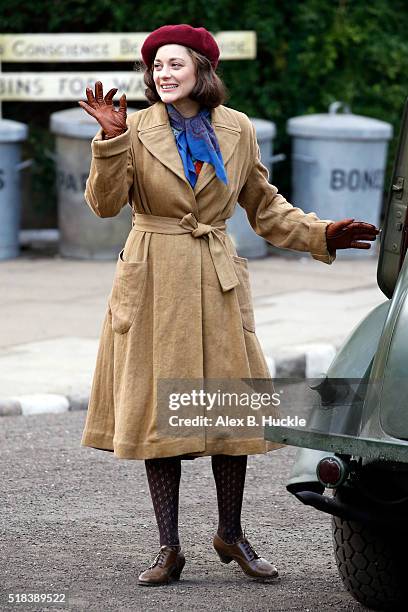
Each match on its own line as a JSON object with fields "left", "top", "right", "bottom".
{"left": 50, "top": 106, "right": 138, "bottom": 139}
{"left": 287, "top": 102, "right": 393, "bottom": 141}
{"left": 0, "top": 119, "right": 28, "bottom": 143}
{"left": 249, "top": 117, "right": 276, "bottom": 140}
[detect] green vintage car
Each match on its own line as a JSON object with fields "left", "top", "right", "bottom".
{"left": 264, "top": 100, "right": 408, "bottom": 610}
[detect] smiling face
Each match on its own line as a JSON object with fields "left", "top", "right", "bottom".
{"left": 153, "top": 44, "right": 198, "bottom": 115}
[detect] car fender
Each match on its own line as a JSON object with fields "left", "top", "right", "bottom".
{"left": 287, "top": 300, "right": 390, "bottom": 490}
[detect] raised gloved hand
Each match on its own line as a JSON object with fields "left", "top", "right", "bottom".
{"left": 326, "top": 218, "right": 380, "bottom": 254}
{"left": 78, "top": 81, "right": 127, "bottom": 140}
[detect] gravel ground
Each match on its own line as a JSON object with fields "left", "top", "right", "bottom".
{"left": 0, "top": 412, "right": 367, "bottom": 612}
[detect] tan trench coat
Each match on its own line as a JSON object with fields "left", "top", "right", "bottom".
{"left": 80, "top": 101, "right": 335, "bottom": 460}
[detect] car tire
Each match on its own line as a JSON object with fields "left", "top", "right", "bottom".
{"left": 332, "top": 489, "right": 408, "bottom": 610}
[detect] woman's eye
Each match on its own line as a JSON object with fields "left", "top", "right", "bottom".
{"left": 153, "top": 63, "right": 182, "bottom": 69}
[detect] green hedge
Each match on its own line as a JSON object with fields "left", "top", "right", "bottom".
{"left": 2, "top": 0, "right": 408, "bottom": 225}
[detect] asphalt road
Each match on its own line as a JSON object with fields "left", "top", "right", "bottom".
{"left": 0, "top": 411, "right": 366, "bottom": 612}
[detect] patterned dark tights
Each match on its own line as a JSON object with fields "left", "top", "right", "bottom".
{"left": 144, "top": 454, "right": 247, "bottom": 548}
{"left": 212, "top": 454, "right": 247, "bottom": 543}
{"left": 145, "top": 456, "right": 182, "bottom": 549}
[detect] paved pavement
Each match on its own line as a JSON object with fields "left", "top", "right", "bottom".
{"left": 0, "top": 410, "right": 366, "bottom": 612}
{"left": 0, "top": 239, "right": 387, "bottom": 414}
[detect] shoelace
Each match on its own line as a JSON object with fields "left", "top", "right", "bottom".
{"left": 148, "top": 549, "right": 167, "bottom": 569}
{"left": 148, "top": 546, "right": 180, "bottom": 569}
{"left": 240, "top": 528, "right": 260, "bottom": 561}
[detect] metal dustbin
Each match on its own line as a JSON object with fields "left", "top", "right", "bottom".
{"left": 50, "top": 107, "right": 135, "bottom": 259}
{"left": 287, "top": 102, "right": 393, "bottom": 258}
{"left": 227, "top": 118, "right": 283, "bottom": 258}
{"left": 0, "top": 120, "right": 28, "bottom": 260}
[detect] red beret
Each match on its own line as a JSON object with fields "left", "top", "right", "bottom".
{"left": 141, "top": 24, "right": 220, "bottom": 70}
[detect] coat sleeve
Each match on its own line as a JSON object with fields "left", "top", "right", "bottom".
{"left": 84, "top": 123, "right": 134, "bottom": 218}
{"left": 237, "top": 122, "right": 336, "bottom": 264}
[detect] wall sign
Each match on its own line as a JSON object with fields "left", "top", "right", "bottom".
{"left": 0, "top": 72, "right": 146, "bottom": 100}
{"left": 0, "top": 32, "right": 256, "bottom": 104}
{"left": 0, "top": 32, "right": 256, "bottom": 62}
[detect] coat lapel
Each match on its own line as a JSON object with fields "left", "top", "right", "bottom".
{"left": 137, "top": 102, "right": 241, "bottom": 196}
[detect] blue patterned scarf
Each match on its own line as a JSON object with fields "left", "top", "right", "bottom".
{"left": 166, "top": 103, "right": 228, "bottom": 188}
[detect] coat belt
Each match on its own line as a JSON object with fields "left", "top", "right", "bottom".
{"left": 132, "top": 212, "right": 239, "bottom": 292}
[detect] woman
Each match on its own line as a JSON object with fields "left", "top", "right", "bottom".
{"left": 78, "top": 24, "right": 378, "bottom": 586}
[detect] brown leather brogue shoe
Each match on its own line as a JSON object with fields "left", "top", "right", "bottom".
{"left": 138, "top": 545, "right": 186, "bottom": 586}
{"left": 213, "top": 533, "right": 279, "bottom": 580}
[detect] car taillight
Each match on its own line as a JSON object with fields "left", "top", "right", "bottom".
{"left": 316, "top": 456, "right": 348, "bottom": 488}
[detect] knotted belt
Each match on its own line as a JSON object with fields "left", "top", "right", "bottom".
{"left": 132, "top": 212, "right": 239, "bottom": 292}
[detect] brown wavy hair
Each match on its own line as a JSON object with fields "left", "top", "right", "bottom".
{"left": 137, "top": 47, "right": 228, "bottom": 108}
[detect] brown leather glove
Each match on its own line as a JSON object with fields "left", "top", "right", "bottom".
{"left": 78, "top": 81, "right": 127, "bottom": 139}
{"left": 326, "top": 218, "right": 380, "bottom": 254}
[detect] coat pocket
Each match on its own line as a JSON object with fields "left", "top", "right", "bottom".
{"left": 109, "top": 248, "right": 148, "bottom": 334}
{"left": 232, "top": 255, "right": 256, "bottom": 333}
